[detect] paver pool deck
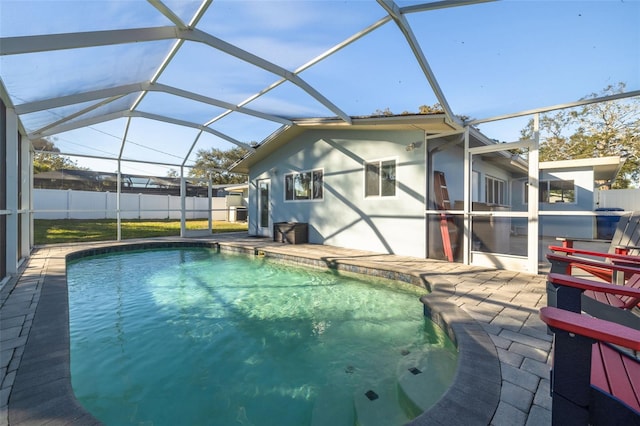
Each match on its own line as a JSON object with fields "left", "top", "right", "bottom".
{"left": 1, "top": 233, "right": 553, "bottom": 425}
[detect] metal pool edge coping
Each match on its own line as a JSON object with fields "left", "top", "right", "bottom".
{"left": 7, "top": 240, "right": 500, "bottom": 425}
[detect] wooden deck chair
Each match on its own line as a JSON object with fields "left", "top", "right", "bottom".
{"left": 540, "top": 306, "right": 640, "bottom": 425}
{"left": 549, "top": 211, "right": 640, "bottom": 283}
{"left": 547, "top": 250, "right": 640, "bottom": 284}
{"left": 546, "top": 269, "right": 640, "bottom": 329}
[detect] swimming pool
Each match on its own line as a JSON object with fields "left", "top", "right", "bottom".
{"left": 67, "top": 247, "right": 457, "bottom": 425}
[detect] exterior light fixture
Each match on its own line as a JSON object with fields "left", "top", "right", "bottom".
{"left": 405, "top": 141, "right": 423, "bottom": 151}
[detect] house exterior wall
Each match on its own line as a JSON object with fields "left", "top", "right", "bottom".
{"left": 248, "top": 129, "right": 429, "bottom": 257}
{"left": 511, "top": 167, "right": 596, "bottom": 238}
{"left": 540, "top": 168, "right": 595, "bottom": 238}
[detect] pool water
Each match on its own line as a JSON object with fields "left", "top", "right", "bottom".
{"left": 67, "top": 248, "right": 457, "bottom": 425}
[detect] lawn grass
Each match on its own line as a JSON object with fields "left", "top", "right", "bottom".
{"left": 34, "top": 219, "right": 248, "bottom": 245}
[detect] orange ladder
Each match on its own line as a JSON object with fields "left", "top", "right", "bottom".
{"left": 433, "top": 171, "right": 458, "bottom": 262}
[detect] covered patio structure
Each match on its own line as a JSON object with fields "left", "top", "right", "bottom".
{"left": 1, "top": 2, "right": 639, "bottom": 425}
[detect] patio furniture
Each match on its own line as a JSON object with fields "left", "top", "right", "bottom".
{"left": 547, "top": 249, "right": 640, "bottom": 285}
{"left": 540, "top": 306, "right": 640, "bottom": 425}
{"left": 273, "top": 222, "right": 308, "bottom": 244}
{"left": 546, "top": 270, "right": 640, "bottom": 329}
{"left": 549, "top": 211, "right": 640, "bottom": 283}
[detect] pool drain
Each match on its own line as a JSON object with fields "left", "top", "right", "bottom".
{"left": 365, "top": 390, "right": 379, "bottom": 401}
{"left": 408, "top": 367, "right": 422, "bottom": 375}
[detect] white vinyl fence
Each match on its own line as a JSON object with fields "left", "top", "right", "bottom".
{"left": 595, "top": 188, "right": 640, "bottom": 211}
{"left": 34, "top": 189, "right": 242, "bottom": 221}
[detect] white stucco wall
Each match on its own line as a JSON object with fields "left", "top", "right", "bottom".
{"left": 248, "top": 129, "right": 429, "bottom": 257}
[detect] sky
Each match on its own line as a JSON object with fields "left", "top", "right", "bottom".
{"left": 0, "top": 0, "right": 638, "bottom": 176}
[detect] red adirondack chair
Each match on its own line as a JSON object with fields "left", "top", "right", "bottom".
{"left": 540, "top": 306, "right": 640, "bottom": 425}
{"left": 549, "top": 211, "right": 640, "bottom": 283}
{"left": 546, "top": 269, "right": 640, "bottom": 329}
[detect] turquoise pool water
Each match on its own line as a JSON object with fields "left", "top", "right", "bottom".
{"left": 67, "top": 248, "right": 457, "bottom": 425}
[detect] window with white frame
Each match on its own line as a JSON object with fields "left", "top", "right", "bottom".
{"left": 364, "top": 159, "right": 396, "bottom": 197}
{"left": 285, "top": 169, "right": 323, "bottom": 201}
{"left": 542, "top": 179, "right": 575, "bottom": 203}
{"left": 485, "top": 176, "right": 506, "bottom": 205}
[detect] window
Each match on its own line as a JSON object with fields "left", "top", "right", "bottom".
{"left": 365, "top": 159, "right": 396, "bottom": 197}
{"left": 543, "top": 179, "right": 575, "bottom": 203}
{"left": 285, "top": 169, "right": 323, "bottom": 201}
{"left": 525, "top": 180, "right": 576, "bottom": 203}
{"left": 485, "top": 176, "right": 506, "bottom": 205}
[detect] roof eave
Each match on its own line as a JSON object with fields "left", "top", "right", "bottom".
{"left": 229, "top": 114, "right": 459, "bottom": 174}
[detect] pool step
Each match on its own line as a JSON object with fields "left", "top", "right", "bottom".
{"left": 311, "top": 386, "right": 355, "bottom": 426}
{"left": 397, "top": 350, "right": 458, "bottom": 414}
{"left": 353, "top": 378, "right": 412, "bottom": 426}
{"left": 312, "top": 350, "right": 457, "bottom": 426}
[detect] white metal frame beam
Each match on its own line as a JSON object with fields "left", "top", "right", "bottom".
{"left": 467, "top": 89, "right": 640, "bottom": 125}
{"left": 183, "top": 29, "right": 352, "bottom": 124}
{"left": 131, "top": 0, "right": 212, "bottom": 115}
{"left": 33, "top": 149, "right": 226, "bottom": 170}
{"left": 203, "top": 16, "right": 391, "bottom": 127}
{"left": 32, "top": 109, "right": 255, "bottom": 151}
{"left": 147, "top": 0, "right": 188, "bottom": 29}
{"left": 4, "top": 107, "right": 19, "bottom": 274}
{"left": 131, "top": 111, "right": 254, "bottom": 151}
{"left": 14, "top": 83, "right": 143, "bottom": 114}
{"left": 31, "top": 94, "right": 128, "bottom": 137}
{"left": 377, "top": 0, "right": 462, "bottom": 127}
{"left": 401, "top": 0, "right": 497, "bottom": 14}
{"left": 0, "top": 26, "right": 351, "bottom": 125}
{"left": 0, "top": 27, "right": 179, "bottom": 55}
{"left": 9, "top": 13, "right": 399, "bottom": 169}
{"left": 16, "top": 82, "right": 292, "bottom": 125}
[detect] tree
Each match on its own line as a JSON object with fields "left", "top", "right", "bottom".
{"left": 189, "top": 146, "right": 249, "bottom": 184}
{"left": 418, "top": 103, "right": 444, "bottom": 114}
{"left": 374, "top": 103, "right": 445, "bottom": 116}
{"left": 372, "top": 107, "right": 394, "bottom": 116}
{"left": 32, "top": 137, "right": 85, "bottom": 173}
{"left": 521, "top": 83, "right": 640, "bottom": 188}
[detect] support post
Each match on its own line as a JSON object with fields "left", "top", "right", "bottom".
{"left": 19, "top": 135, "right": 31, "bottom": 258}
{"left": 528, "top": 113, "right": 540, "bottom": 274}
{"left": 180, "top": 166, "right": 186, "bottom": 237}
{"left": 208, "top": 174, "right": 213, "bottom": 232}
{"left": 5, "top": 107, "right": 19, "bottom": 274}
{"left": 463, "top": 127, "right": 470, "bottom": 265}
{"left": 117, "top": 161, "right": 122, "bottom": 240}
